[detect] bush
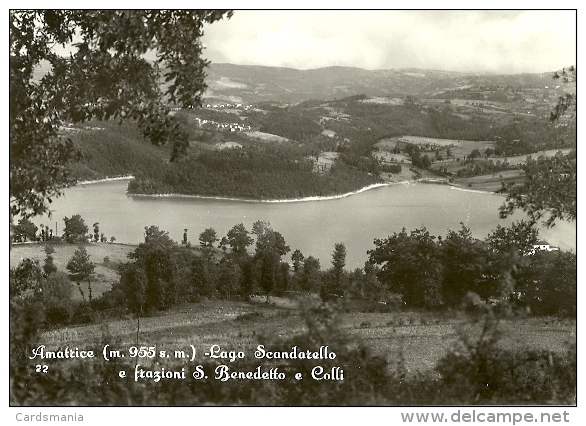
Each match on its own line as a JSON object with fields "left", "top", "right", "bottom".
{"left": 436, "top": 343, "right": 576, "bottom": 404}
{"left": 43, "top": 272, "right": 74, "bottom": 302}
{"left": 45, "top": 303, "right": 74, "bottom": 326}
{"left": 71, "top": 303, "right": 95, "bottom": 324}
{"left": 430, "top": 306, "right": 576, "bottom": 405}
{"left": 10, "top": 296, "right": 577, "bottom": 406}
{"left": 91, "top": 287, "right": 126, "bottom": 312}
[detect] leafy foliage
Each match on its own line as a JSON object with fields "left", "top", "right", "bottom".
{"left": 321, "top": 243, "right": 348, "bottom": 301}
{"left": 440, "top": 224, "right": 498, "bottom": 306}
{"left": 12, "top": 217, "right": 38, "bottom": 242}
{"left": 42, "top": 271, "right": 75, "bottom": 326}
{"left": 10, "top": 258, "right": 44, "bottom": 298}
{"left": 66, "top": 246, "right": 95, "bottom": 301}
{"left": 62, "top": 214, "right": 89, "bottom": 243}
{"left": 10, "top": 10, "right": 232, "bottom": 219}
{"left": 199, "top": 228, "right": 219, "bottom": 248}
{"left": 10, "top": 217, "right": 576, "bottom": 405}
{"left": 550, "top": 66, "right": 576, "bottom": 121}
{"left": 499, "top": 66, "right": 576, "bottom": 228}
{"left": 515, "top": 250, "right": 577, "bottom": 317}
{"left": 43, "top": 245, "right": 58, "bottom": 276}
{"left": 226, "top": 223, "right": 254, "bottom": 255}
{"left": 127, "top": 143, "right": 380, "bottom": 200}
{"left": 301, "top": 256, "right": 322, "bottom": 293}
{"left": 436, "top": 317, "right": 575, "bottom": 404}
{"left": 486, "top": 220, "right": 539, "bottom": 256}
{"left": 367, "top": 227, "right": 444, "bottom": 307}
{"left": 252, "top": 221, "right": 291, "bottom": 298}
{"left": 500, "top": 152, "right": 576, "bottom": 228}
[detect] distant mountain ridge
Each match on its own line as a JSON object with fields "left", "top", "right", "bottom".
{"left": 31, "top": 59, "right": 567, "bottom": 106}
{"left": 203, "top": 63, "right": 558, "bottom": 104}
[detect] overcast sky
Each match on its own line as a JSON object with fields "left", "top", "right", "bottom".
{"left": 201, "top": 10, "right": 576, "bottom": 74}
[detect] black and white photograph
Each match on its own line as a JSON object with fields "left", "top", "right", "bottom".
{"left": 9, "top": 7, "right": 578, "bottom": 420}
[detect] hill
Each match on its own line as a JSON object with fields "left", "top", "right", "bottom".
{"left": 203, "top": 63, "right": 573, "bottom": 104}
{"left": 60, "top": 120, "right": 171, "bottom": 182}
{"left": 57, "top": 62, "right": 575, "bottom": 201}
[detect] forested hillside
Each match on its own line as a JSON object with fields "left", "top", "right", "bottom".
{"left": 127, "top": 145, "right": 379, "bottom": 199}
{"left": 64, "top": 121, "right": 170, "bottom": 182}
{"left": 65, "top": 78, "right": 575, "bottom": 200}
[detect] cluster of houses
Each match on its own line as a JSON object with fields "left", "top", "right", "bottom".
{"left": 192, "top": 116, "right": 253, "bottom": 133}
{"left": 204, "top": 103, "right": 253, "bottom": 110}
{"left": 319, "top": 114, "right": 350, "bottom": 125}
{"left": 171, "top": 103, "right": 255, "bottom": 110}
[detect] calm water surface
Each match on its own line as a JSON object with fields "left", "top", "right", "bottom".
{"left": 35, "top": 179, "right": 576, "bottom": 269}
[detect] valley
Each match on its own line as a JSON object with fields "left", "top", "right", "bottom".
{"left": 65, "top": 65, "right": 575, "bottom": 201}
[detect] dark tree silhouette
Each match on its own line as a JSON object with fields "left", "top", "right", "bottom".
{"left": 66, "top": 246, "right": 95, "bottom": 302}
{"left": 10, "top": 10, "right": 233, "bottom": 220}
{"left": 63, "top": 214, "right": 89, "bottom": 243}
{"left": 500, "top": 66, "right": 576, "bottom": 228}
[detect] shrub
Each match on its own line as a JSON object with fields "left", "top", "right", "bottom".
{"left": 436, "top": 342, "right": 576, "bottom": 404}
{"left": 71, "top": 303, "right": 95, "bottom": 324}
{"left": 45, "top": 304, "right": 74, "bottom": 326}
{"left": 43, "top": 272, "right": 74, "bottom": 302}
{"left": 91, "top": 287, "right": 126, "bottom": 312}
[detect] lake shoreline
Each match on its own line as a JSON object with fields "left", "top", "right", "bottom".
{"left": 74, "top": 174, "right": 498, "bottom": 202}
{"left": 76, "top": 175, "right": 135, "bottom": 185}
{"left": 30, "top": 174, "right": 576, "bottom": 265}
{"left": 128, "top": 181, "right": 413, "bottom": 203}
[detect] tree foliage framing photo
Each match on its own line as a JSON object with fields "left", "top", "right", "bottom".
{"left": 10, "top": 10, "right": 233, "bottom": 220}
{"left": 9, "top": 10, "right": 577, "bottom": 409}
{"left": 499, "top": 66, "right": 576, "bottom": 228}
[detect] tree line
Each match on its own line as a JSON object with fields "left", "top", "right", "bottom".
{"left": 12, "top": 214, "right": 115, "bottom": 244}
{"left": 13, "top": 215, "right": 575, "bottom": 329}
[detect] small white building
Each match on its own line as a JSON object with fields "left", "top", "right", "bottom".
{"left": 532, "top": 240, "right": 559, "bottom": 253}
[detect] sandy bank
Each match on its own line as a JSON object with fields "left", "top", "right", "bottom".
{"left": 76, "top": 175, "right": 135, "bottom": 185}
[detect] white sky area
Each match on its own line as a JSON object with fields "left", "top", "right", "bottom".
{"left": 201, "top": 10, "right": 576, "bottom": 74}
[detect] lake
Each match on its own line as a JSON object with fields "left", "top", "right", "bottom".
{"left": 33, "top": 179, "right": 576, "bottom": 269}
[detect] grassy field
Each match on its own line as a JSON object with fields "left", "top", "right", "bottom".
{"left": 10, "top": 243, "right": 135, "bottom": 300}
{"left": 503, "top": 148, "right": 572, "bottom": 166}
{"left": 375, "top": 136, "right": 495, "bottom": 161}
{"left": 36, "top": 295, "right": 576, "bottom": 375}
{"left": 244, "top": 131, "right": 290, "bottom": 143}
{"left": 430, "top": 148, "right": 572, "bottom": 192}
{"left": 454, "top": 170, "right": 525, "bottom": 192}
{"left": 314, "top": 151, "right": 339, "bottom": 172}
